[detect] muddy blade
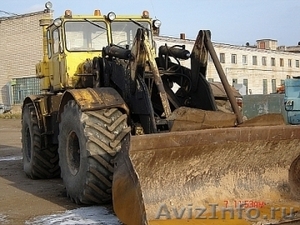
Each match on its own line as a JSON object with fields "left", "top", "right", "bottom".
{"left": 113, "top": 126, "right": 300, "bottom": 225}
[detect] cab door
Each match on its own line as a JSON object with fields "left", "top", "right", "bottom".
{"left": 51, "top": 28, "right": 65, "bottom": 91}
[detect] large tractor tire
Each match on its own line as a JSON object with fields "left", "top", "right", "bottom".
{"left": 22, "top": 103, "right": 60, "bottom": 179}
{"left": 58, "top": 100, "right": 130, "bottom": 204}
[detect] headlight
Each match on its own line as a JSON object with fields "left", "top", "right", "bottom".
{"left": 153, "top": 19, "right": 161, "bottom": 28}
{"left": 107, "top": 12, "right": 116, "bottom": 21}
{"left": 53, "top": 18, "right": 62, "bottom": 27}
{"left": 45, "top": 1, "right": 52, "bottom": 10}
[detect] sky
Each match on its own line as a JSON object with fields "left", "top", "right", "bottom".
{"left": 1, "top": 0, "right": 300, "bottom": 46}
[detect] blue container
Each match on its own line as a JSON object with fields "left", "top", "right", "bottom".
{"left": 284, "top": 79, "right": 300, "bottom": 124}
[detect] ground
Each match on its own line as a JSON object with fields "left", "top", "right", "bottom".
{"left": 0, "top": 118, "right": 120, "bottom": 225}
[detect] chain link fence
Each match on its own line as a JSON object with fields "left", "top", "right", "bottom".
{"left": 11, "top": 77, "right": 41, "bottom": 105}
{"left": 0, "top": 77, "right": 41, "bottom": 113}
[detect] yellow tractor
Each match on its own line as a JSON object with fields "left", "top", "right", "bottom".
{"left": 22, "top": 2, "right": 300, "bottom": 225}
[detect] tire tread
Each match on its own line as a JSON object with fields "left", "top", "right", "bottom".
{"left": 59, "top": 101, "right": 129, "bottom": 204}
{"left": 22, "top": 103, "right": 60, "bottom": 179}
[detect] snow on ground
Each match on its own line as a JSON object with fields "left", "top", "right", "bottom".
{"left": 0, "top": 156, "right": 22, "bottom": 161}
{"left": 0, "top": 214, "right": 8, "bottom": 224}
{"left": 25, "top": 206, "right": 122, "bottom": 225}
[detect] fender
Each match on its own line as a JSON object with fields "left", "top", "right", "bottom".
{"left": 58, "top": 87, "right": 129, "bottom": 121}
{"left": 22, "top": 95, "right": 44, "bottom": 129}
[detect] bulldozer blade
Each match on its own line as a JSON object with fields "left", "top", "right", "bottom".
{"left": 113, "top": 125, "right": 300, "bottom": 225}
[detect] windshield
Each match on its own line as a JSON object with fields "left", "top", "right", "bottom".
{"left": 111, "top": 21, "right": 151, "bottom": 49}
{"left": 64, "top": 21, "right": 108, "bottom": 51}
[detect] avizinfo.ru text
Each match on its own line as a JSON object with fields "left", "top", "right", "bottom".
{"left": 155, "top": 201, "right": 295, "bottom": 220}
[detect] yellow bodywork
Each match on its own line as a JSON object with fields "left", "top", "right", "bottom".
{"left": 36, "top": 12, "right": 153, "bottom": 92}
{"left": 56, "top": 52, "right": 100, "bottom": 89}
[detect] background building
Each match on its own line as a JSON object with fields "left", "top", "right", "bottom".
{"left": 1, "top": 10, "right": 300, "bottom": 110}
{"left": 0, "top": 10, "right": 51, "bottom": 108}
{"left": 154, "top": 36, "right": 300, "bottom": 95}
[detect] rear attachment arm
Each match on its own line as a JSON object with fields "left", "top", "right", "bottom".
{"left": 203, "top": 30, "right": 243, "bottom": 124}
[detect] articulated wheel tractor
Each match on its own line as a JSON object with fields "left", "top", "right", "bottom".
{"left": 21, "top": 1, "right": 164, "bottom": 204}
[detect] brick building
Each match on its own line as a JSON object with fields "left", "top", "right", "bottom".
{"left": 0, "top": 10, "right": 51, "bottom": 106}
{"left": 1, "top": 10, "right": 300, "bottom": 107}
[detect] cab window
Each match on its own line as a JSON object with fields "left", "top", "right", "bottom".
{"left": 53, "top": 29, "right": 60, "bottom": 53}
{"left": 64, "top": 21, "right": 108, "bottom": 51}
{"left": 111, "top": 21, "right": 152, "bottom": 49}
{"left": 47, "top": 30, "right": 52, "bottom": 58}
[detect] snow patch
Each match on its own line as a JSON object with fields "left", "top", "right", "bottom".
{"left": 0, "top": 214, "right": 9, "bottom": 224}
{"left": 25, "top": 206, "right": 121, "bottom": 225}
{"left": 0, "top": 156, "right": 22, "bottom": 161}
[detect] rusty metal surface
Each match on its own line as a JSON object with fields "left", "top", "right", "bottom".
{"left": 204, "top": 30, "right": 243, "bottom": 124}
{"left": 58, "top": 87, "right": 129, "bottom": 118}
{"left": 167, "top": 107, "right": 236, "bottom": 131}
{"left": 189, "top": 30, "right": 217, "bottom": 111}
{"left": 190, "top": 30, "right": 208, "bottom": 92}
{"left": 240, "top": 113, "right": 286, "bottom": 127}
{"left": 113, "top": 125, "right": 300, "bottom": 225}
{"left": 143, "top": 30, "right": 171, "bottom": 118}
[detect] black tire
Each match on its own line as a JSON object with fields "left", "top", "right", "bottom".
{"left": 58, "top": 100, "right": 130, "bottom": 204}
{"left": 21, "top": 103, "right": 60, "bottom": 179}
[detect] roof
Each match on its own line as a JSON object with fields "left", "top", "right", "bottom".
{"left": 256, "top": 38, "right": 277, "bottom": 42}
{"left": 154, "top": 36, "right": 300, "bottom": 55}
{"left": 0, "top": 10, "right": 49, "bottom": 22}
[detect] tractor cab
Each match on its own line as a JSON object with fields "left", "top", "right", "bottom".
{"left": 37, "top": 2, "right": 161, "bottom": 92}
{"left": 48, "top": 9, "right": 159, "bottom": 52}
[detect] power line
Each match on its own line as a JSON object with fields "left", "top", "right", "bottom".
{"left": 0, "top": 10, "right": 19, "bottom": 16}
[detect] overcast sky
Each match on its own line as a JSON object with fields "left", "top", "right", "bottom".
{"left": 1, "top": 0, "right": 300, "bottom": 46}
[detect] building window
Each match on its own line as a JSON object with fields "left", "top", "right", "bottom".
{"left": 271, "top": 57, "right": 276, "bottom": 66}
{"left": 252, "top": 56, "right": 257, "bottom": 65}
{"left": 263, "top": 79, "right": 268, "bottom": 94}
{"left": 208, "top": 78, "right": 214, "bottom": 82}
{"left": 262, "top": 56, "right": 267, "bottom": 66}
{"left": 281, "top": 80, "right": 285, "bottom": 85}
{"left": 232, "top": 79, "right": 238, "bottom": 86}
{"left": 280, "top": 58, "right": 284, "bottom": 67}
{"left": 220, "top": 53, "right": 225, "bottom": 63}
{"left": 288, "top": 59, "right": 292, "bottom": 67}
{"left": 242, "top": 55, "right": 247, "bottom": 64}
{"left": 271, "top": 79, "right": 276, "bottom": 93}
{"left": 296, "top": 60, "right": 300, "bottom": 68}
{"left": 231, "top": 54, "right": 237, "bottom": 64}
{"left": 243, "top": 79, "right": 248, "bottom": 95}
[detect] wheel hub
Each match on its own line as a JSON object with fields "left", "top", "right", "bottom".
{"left": 66, "top": 131, "right": 81, "bottom": 175}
